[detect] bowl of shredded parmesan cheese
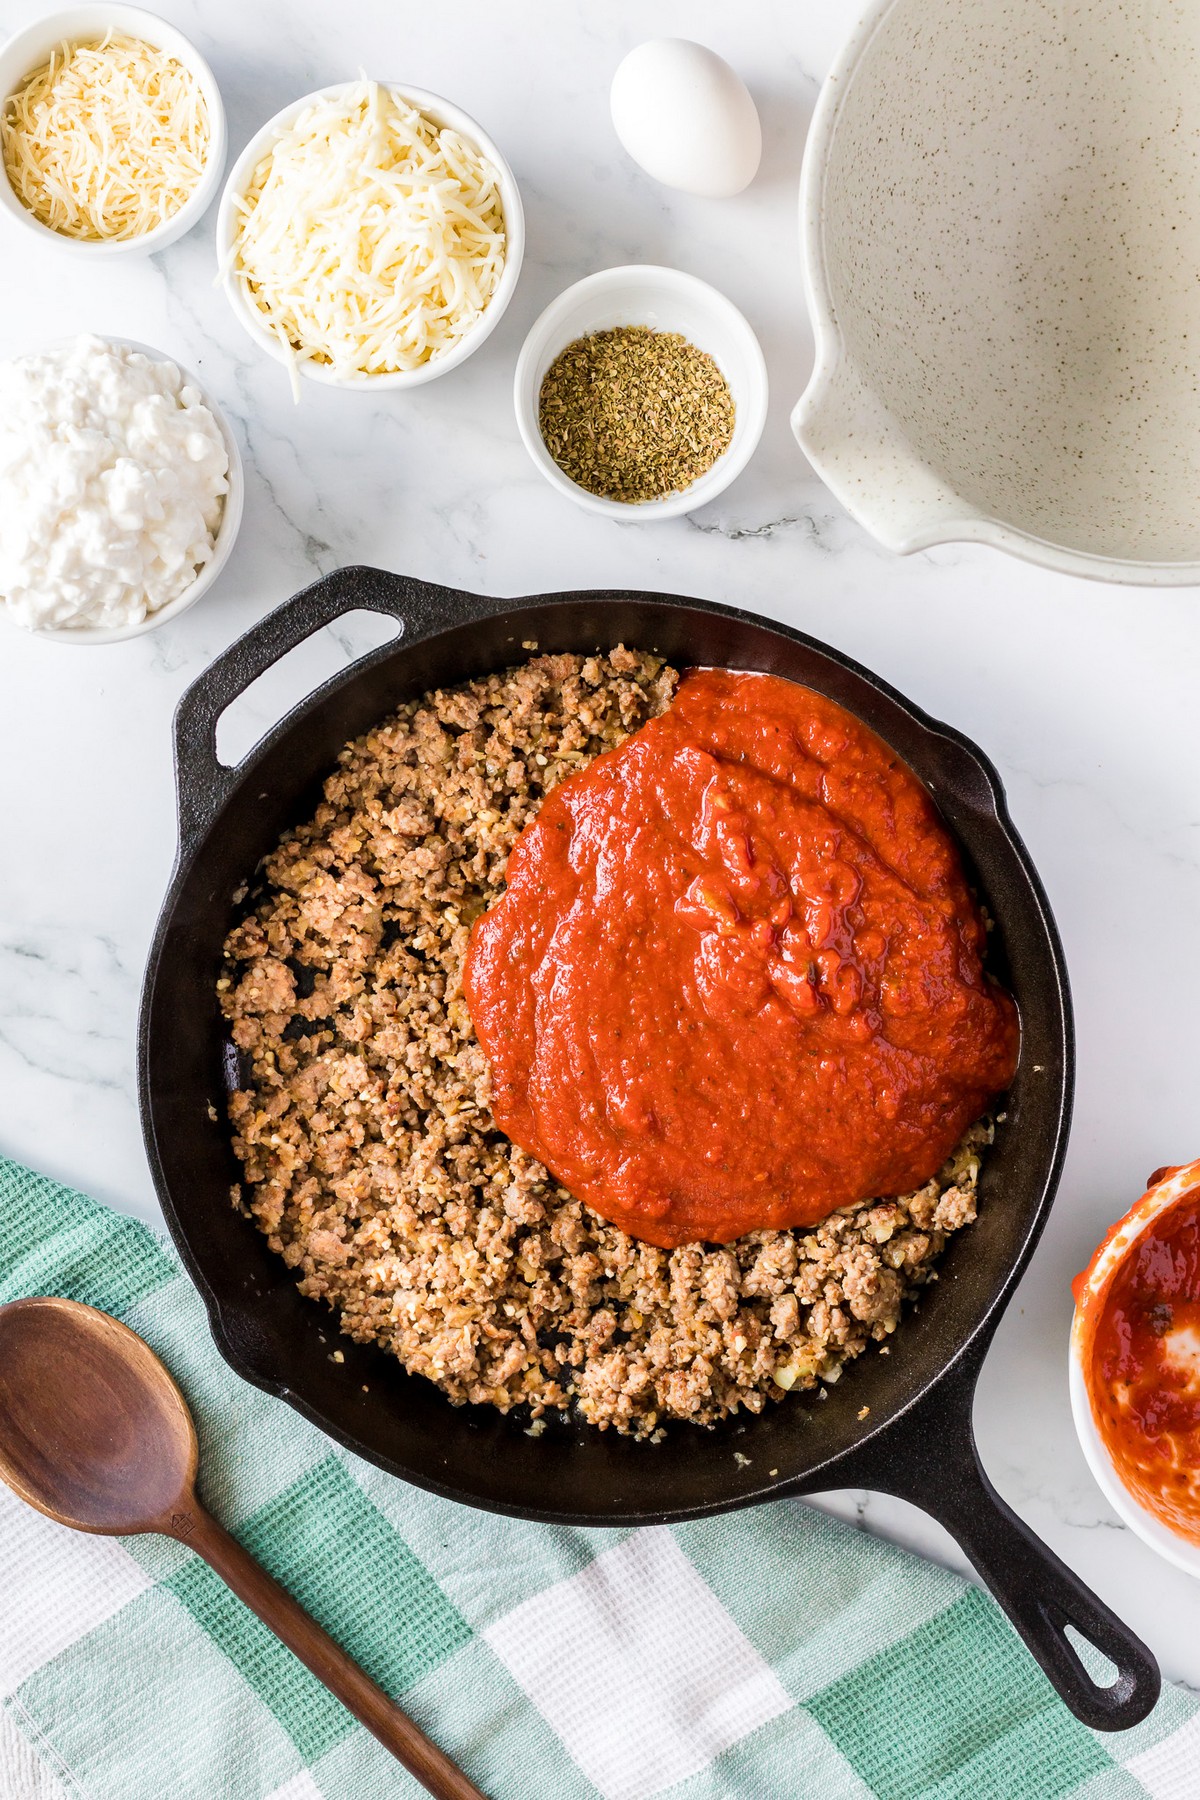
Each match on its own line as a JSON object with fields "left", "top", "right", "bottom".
{"left": 0, "top": 5, "right": 224, "bottom": 255}
{"left": 218, "top": 80, "right": 522, "bottom": 395}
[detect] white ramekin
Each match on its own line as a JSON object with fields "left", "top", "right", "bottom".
{"left": 514, "top": 265, "right": 768, "bottom": 521}
{"left": 1069, "top": 1162, "right": 1200, "bottom": 1579}
{"left": 217, "top": 82, "right": 524, "bottom": 393}
{"left": 0, "top": 5, "right": 226, "bottom": 257}
{"left": 4, "top": 336, "right": 244, "bottom": 645}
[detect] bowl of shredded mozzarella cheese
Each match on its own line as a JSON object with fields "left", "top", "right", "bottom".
{"left": 0, "top": 5, "right": 225, "bottom": 255}
{"left": 218, "top": 80, "right": 523, "bottom": 395}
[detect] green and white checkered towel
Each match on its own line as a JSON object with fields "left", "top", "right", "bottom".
{"left": 1, "top": 1157, "right": 1196, "bottom": 1800}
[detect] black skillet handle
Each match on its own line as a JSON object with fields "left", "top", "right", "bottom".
{"left": 826, "top": 1346, "right": 1160, "bottom": 1731}
{"left": 172, "top": 567, "right": 497, "bottom": 854}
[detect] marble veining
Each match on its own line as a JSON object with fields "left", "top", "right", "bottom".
{"left": 1, "top": 0, "right": 1199, "bottom": 1692}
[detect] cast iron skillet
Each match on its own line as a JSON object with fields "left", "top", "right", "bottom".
{"left": 139, "top": 567, "right": 1158, "bottom": 1731}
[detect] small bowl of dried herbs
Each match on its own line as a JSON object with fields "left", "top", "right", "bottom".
{"left": 514, "top": 265, "right": 767, "bottom": 518}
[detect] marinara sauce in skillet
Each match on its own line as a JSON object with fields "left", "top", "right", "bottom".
{"left": 465, "top": 669, "right": 1018, "bottom": 1249}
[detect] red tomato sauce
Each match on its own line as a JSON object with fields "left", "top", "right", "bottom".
{"left": 1086, "top": 1192, "right": 1200, "bottom": 1543}
{"left": 464, "top": 669, "right": 1019, "bottom": 1248}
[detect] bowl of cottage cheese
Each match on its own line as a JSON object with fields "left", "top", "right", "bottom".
{"left": 0, "top": 334, "right": 242, "bottom": 641}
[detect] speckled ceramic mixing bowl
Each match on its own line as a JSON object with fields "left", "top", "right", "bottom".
{"left": 794, "top": 0, "right": 1200, "bottom": 584}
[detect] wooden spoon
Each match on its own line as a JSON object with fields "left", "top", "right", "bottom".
{"left": 0, "top": 1296, "right": 488, "bottom": 1800}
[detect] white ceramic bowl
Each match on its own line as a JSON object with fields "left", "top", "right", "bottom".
{"left": 0, "top": 5, "right": 226, "bottom": 257}
{"left": 10, "top": 336, "right": 244, "bottom": 645}
{"left": 1069, "top": 1162, "right": 1200, "bottom": 1578}
{"left": 515, "top": 266, "right": 767, "bottom": 520}
{"left": 1069, "top": 1356, "right": 1200, "bottom": 1581}
{"left": 795, "top": 0, "right": 1200, "bottom": 584}
{"left": 217, "top": 82, "right": 524, "bottom": 392}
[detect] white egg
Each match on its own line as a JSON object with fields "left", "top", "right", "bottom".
{"left": 610, "top": 39, "right": 762, "bottom": 199}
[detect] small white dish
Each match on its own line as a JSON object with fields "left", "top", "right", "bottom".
{"left": 17, "top": 337, "right": 244, "bottom": 646}
{"left": 0, "top": 5, "right": 226, "bottom": 257}
{"left": 514, "top": 265, "right": 767, "bottom": 520}
{"left": 217, "top": 82, "right": 524, "bottom": 392}
{"left": 1069, "top": 1161, "right": 1200, "bottom": 1579}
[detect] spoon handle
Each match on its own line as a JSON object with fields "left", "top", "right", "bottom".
{"left": 176, "top": 1503, "right": 489, "bottom": 1800}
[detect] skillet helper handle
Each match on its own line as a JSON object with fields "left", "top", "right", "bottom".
{"left": 177, "top": 1504, "right": 490, "bottom": 1800}
{"left": 830, "top": 1352, "right": 1160, "bottom": 1730}
{"left": 924, "top": 1441, "right": 1160, "bottom": 1729}
{"left": 172, "top": 567, "right": 486, "bottom": 853}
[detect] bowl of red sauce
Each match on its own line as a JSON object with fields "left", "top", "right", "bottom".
{"left": 1071, "top": 1160, "right": 1200, "bottom": 1574}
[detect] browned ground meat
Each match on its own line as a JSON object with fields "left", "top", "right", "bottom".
{"left": 221, "top": 650, "right": 992, "bottom": 1437}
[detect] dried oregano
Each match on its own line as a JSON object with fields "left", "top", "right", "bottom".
{"left": 538, "top": 326, "right": 736, "bottom": 504}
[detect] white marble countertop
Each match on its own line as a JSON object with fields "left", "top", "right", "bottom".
{"left": 2, "top": 0, "right": 1198, "bottom": 1703}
